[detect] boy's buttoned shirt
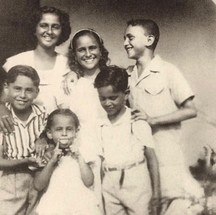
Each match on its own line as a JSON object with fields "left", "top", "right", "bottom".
{"left": 128, "top": 55, "right": 194, "bottom": 166}
{"left": 100, "top": 108, "right": 154, "bottom": 215}
{"left": 128, "top": 55, "right": 194, "bottom": 117}
{"left": 0, "top": 103, "right": 47, "bottom": 159}
{"left": 98, "top": 107, "right": 154, "bottom": 167}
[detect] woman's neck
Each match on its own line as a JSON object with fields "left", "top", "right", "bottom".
{"left": 34, "top": 45, "right": 57, "bottom": 70}
{"left": 83, "top": 67, "right": 100, "bottom": 80}
{"left": 35, "top": 45, "right": 56, "bottom": 58}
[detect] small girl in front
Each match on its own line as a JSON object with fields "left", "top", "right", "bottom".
{"left": 34, "top": 109, "right": 101, "bottom": 215}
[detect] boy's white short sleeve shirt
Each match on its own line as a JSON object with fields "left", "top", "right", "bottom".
{"left": 128, "top": 55, "right": 194, "bottom": 166}
{"left": 99, "top": 107, "right": 154, "bottom": 166}
{"left": 128, "top": 55, "right": 194, "bottom": 118}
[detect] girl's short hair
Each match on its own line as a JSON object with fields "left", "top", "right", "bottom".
{"left": 46, "top": 108, "right": 80, "bottom": 131}
{"left": 94, "top": 65, "right": 128, "bottom": 93}
{"left": 31, "top": 6, "right": 71, "bottom": 46}
{"left": 68, "top": 28, "right": 110, "bottom": 77}
{"left": 7, "top": 65, "right": 40, "bottom": 87}
{"left": 40, "top": 109, "right": 79, "bottom": 145}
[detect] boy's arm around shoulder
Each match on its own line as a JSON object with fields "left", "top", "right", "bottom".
{"left": 0, "top": 103, "right": 14, "bottom": 134}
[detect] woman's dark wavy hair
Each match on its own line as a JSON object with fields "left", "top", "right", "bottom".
{"left": 39, "top": 109, "right": 79, "bottom": 145}
{"left": 30, "top": 6, "right": 71, "bottom": 47}
{"left": 68, "top": 29, "right": 110, "bottom": 77}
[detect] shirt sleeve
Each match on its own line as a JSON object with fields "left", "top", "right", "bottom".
{"left": 132, "top": 120, "right": 155, "bottom": 149}
{"left": 79, "top": 144, "right": 98, "bottom": 164}
{"left": 168, "top": 66, "right": 195, "bottom": 106}
{"left": 2, "top": 52, "right": 28, "bottom": 72}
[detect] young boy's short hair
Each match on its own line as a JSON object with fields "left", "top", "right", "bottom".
{"left": 127, "top": 19, "right": 160, "bottom": 50}
{"left": 7, "top": 65, "right": 40, "bottom": 87}
{"left": 94, "top": 65, "right": 128, "bottom": 92}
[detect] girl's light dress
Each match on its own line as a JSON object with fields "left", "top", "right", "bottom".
{"left": 36, "top": 154, "right": 101, "bottom": 215}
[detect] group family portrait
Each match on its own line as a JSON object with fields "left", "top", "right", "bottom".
{"left": 0, "top": 0, "right": 215, "bottom": 214}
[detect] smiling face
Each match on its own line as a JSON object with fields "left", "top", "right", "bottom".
{"left": 6, "top": 75, "right": 39, "bottom": 115}
{"left": 47, "top": 114, "right": 77, "bottom": 149}
{"left": 97, "top": 85, "right": 128, "bottom": 120}
{"left": 74, "top": 34, "right": 101, "bottom": 74}
{"left": 124, "top": 25, "right": 150, "bottom": 60}
{"left": 35, "top": 13, "right": 62, "bottom": 49}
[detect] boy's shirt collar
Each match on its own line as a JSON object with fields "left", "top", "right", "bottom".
{"left": 100, "top": 106, "right": 131, "bottom": 127}
{"left": 132, "top": 55, "right": 163, "bottom": 82}
{"left": 148, "top": 54, "right": 164, "bottom": 72}
{"left": 6, "top": 103, "right": 46, "bottom": 127}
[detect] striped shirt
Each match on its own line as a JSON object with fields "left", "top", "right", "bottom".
{"left": 0, "top": 103, "right": 47, "bottom": 159}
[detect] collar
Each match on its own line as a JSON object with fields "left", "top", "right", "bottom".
{"left": 6, "top": 103, "right": 46, "bottom": 127}
{"left": 147, "top": 55, "right": 164, "bottom": 73}
{"left": 131, "top": 55, "right": 163, "bottom": 84}
{"left": 100, "top": 106, "right": 131, "bottom": 127}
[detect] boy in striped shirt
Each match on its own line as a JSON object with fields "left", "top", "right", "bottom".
{"left": 0, "top": 65, "right": 47, "bottom": 215}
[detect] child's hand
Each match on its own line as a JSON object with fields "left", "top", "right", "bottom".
{"left": 50, "top": 141, "right": 62, "bottom": 163}
{"left": 27, "top": 157, "right": 40, "bottom": 171}
{"left": 35, "top": 137, "right": 48, "bottom": 158}
{"left": 131, "top": 108, "right": 149, "bottom": 120}
{"left": 42, "top": 147, "right": 54, "bottom": 164}
{"left": 62, "top": 71, "right": 78, "bottom": 95}
{"left": 26, "top": 157, "right": 38, "bottom": 165}
{"left": 69, "top": 142, "right": 80, "bottom": 159}
{"left": 0, "top": 105, "right": 14, "bottom": 134}
{"left": 131, "top": 107, "right": 156, "bottom": 126}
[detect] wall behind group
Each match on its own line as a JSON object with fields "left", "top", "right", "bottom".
{"left": 39, "top": 0, "right": 216, "bottom": 164}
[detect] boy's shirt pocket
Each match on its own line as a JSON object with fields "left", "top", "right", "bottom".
{"left": 142, "top": 73, "right": 166, "bottom": 96}
{"left": 135, "top": 74, "right": 180, "bottom": 117}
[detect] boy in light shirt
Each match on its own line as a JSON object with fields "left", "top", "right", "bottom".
{"left": 94, "top": 65, "right": 160, "bottom": 215}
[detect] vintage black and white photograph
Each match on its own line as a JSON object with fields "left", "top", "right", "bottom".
{"left": 0, "top": 0, "right": 216, "bottom": 214}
